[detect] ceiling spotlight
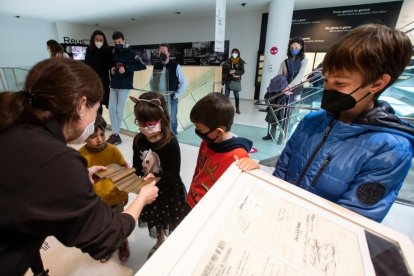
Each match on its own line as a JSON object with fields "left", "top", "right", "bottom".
{"left": 241, "top": 3, "right": 247, "bottom": 7}
{"left": 15, "top": 15, "right": 20, "bottom": 18}
{"left": 175, "top": 11, "right": 181, "bottom": 15}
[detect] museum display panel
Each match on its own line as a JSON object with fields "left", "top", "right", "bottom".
{"left": 138, "top": 164, "right": 414, "bottom": 275}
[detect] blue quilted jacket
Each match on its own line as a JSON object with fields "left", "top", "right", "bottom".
{"left": 274, "top": 101, "right": 414, "bottom": 222}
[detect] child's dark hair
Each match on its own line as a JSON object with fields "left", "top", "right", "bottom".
{"left": 94, "top": 113, "right": 107, "bottom": 132}
{"left": 323, "top": 23, "right": 412, "bottom": 93}
{"left": 190, "top": 93, "right": 234, "bottom": 131}
{"left": 133, "top": 92, "right": 172, "bottom": 148}
{"left": 112, "top": 31, "right": 124, "bottom": 40}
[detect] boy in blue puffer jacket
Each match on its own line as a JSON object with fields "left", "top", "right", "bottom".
{"left": 239, "top": 23, "right": 413, "bottom": 222}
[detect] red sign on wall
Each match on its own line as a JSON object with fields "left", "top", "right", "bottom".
{"left": 270, "top": 46, "right": 278, "bottom": 55}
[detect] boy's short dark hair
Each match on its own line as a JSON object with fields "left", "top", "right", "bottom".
{"left": 94, "top": 113, "right": 107, "bottom": 132}
{"left": 323, "top": 23, "right": 412, "bottom": 93}
{"left": 159, "top": 43, "right": 170, "bottom": 52}
{"left": 112, "top": 31, "right": 124, "bottom": 40}
{"left": 190, "top": 93, "right": 234, "bottom": 131}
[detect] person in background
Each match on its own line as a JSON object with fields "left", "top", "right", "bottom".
{"left": 239, "top": 23, "right": 413, "bottom": 223}
{"left": 78, "top": 113, "right": 131, "bottom": 263}
{"left": 85, "top": 30, "right": 113, "bottom": 114}
{"left": 107, "top": 31, "right": 147, "bottom": 145}
{"left": 222, "top": 48, "right": 245, "bottom": 114}
{"left": 46, "top": 39, "right": 70, "bottom": 59}
{"left": 263, "top": 37, "right": 308, "bottom": 141}
{"left": 131, "top": 92, "right": 190, "bottom": 259}
{"left": 187, "top": 93, "right": 258, "bottom": 208}
{"left": 0, "top": 58, "right": 158, "bottom": 275}
{"left": 150, "top": 43, "right": 187, "bottom": 135}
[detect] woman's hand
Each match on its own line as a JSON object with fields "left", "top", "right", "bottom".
{"left": 88, "top": 166, "right": 107, "bottom": 184}
{"left": 124, "top": 181, "right": 159, "bottom": 220}
{"left": 138, "top": 181, "right": 159, "bottom": 205}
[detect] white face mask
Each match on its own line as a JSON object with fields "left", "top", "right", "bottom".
{"left": 95, "top": 41, "right": 103, "bottom": 49}
{"left": 70, "top": 120, "right": 95, "bottom": 144}
{"left": 232, "top": 53, "right": 238, "bottom": 58}
{"left": 139, "top": 122, "right": 161, "bottom": 137}
{"left": 69, "top": 107, "right": 96, "bottom": 144}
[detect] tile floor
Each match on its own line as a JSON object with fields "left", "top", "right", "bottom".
{"left": 25, "top": 99, "right": 414, "bottom": 275}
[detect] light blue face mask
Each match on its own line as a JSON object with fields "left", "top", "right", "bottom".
{"left": 290, "top": 48, "right": 301, "bottom": 56}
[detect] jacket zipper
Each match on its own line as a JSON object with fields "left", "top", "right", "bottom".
{"left": 295, "top": 119, "right": 336, "bottom": 186}
{"left": 310, "top": 156, "right": 332, "bottom": 187}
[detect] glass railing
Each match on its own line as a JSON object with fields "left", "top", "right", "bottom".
{"left": 0, "top": 67, "right": 30, "bottom": 91}
{"left": 100, "top": 81, "right": 220, "bottom": 136}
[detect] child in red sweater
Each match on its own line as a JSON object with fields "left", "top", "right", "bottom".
{"left": 187, "top": 93, "right": 259, "bottom": 208}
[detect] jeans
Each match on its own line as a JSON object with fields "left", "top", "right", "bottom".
{"left": 108, "top": 88, "right": 129, "bottom": 134}
{"left": 224, "top": 84, "right": 240, "bottom": 108}
{"left": 170, "top": 98, "right": 178, "bottom": 135}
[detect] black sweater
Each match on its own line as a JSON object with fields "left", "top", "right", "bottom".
{"left": 0, "top": 120, "right": 135, "bottom": 275}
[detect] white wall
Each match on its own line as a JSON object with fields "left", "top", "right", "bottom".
{"left": 55, "top": 22, "right": 113, "bottom": 46}
{"left": 0, "top": 18, "right": 114, "bottom": 67}
{"left": 122, "top": 10, "right": 264, "bottom": 100}
{"left": 0, "top": 17, "right": 58, "bottom": 67}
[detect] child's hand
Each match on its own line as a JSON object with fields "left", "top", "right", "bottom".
{"left": 234, "top": 155, "right": 260, "bottom": 171}
{"left": 144, "top": 173, "right": 155, "bottom": 180}
{"left": 88, "top": 166, "right": 107, "bottom": 184}
{"left": 139, "top": 181, "right": 159, "bottom": 205}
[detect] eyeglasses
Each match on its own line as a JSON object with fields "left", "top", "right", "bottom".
{"left": 134, "top": 119, "right": 161, "bottom": 128}
{"left": 137, "top": 98, "right": 164, "bottom": 113}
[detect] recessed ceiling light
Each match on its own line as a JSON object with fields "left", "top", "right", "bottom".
{"left": 175, "top": 11, "right": 181, "bottom": 15}
{"left": 15, "top": 15, "right": 20, "bottom": 18}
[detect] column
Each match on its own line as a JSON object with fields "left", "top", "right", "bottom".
{"left": 259, "top": 0, "right": 295, "bottom": 100}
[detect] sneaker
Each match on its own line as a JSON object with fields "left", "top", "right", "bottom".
{"left": 118, "top": 240, "right": 130, "bottom": 262}
{"left": 107, "top": 134, "right": 122, "bottom": 145}
{"left": 262, "top": 134, "right": 272, "bottom": 140}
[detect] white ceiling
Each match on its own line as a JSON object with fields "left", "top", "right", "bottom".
{"left": 0, "top": 0, "right": 396, "bottom": 29}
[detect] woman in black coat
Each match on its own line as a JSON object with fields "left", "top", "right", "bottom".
{"left": 85, "top": 30, "right": 113, "bottom": 114}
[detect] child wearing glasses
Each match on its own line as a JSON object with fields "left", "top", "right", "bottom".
{"left": 130, "top": 92, "right": 190, "bottom": 259}
{"left": 78, "top": 113, "right": 131, "bottom": 263}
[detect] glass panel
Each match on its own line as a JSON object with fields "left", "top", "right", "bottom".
{"left": 0, "top": 67, "right": 30, "bottom": 91}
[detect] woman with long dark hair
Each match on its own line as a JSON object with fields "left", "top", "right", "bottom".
{"left": 263, "top": 37, "right": 308, "bottom": 141}
{"left": 85, "top": 30, "right": 113, "bottom": 114}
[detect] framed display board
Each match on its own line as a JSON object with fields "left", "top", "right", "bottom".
{"left": 137, "top": 164, "right": 414, "bottom": 275}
